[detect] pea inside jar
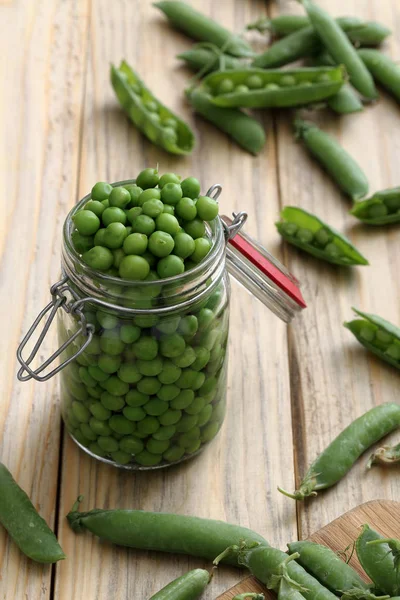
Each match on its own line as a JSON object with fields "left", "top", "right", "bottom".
{"left": 60, "top": 168, "right": 230, "bottom": 469}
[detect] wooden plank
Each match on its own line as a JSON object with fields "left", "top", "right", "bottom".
{"left": 54, "top": 1, "right": 296, "bottom": 599}
{"left": 273, "top": 0, "right": 400, "bottom": 538}
{"left": 217, "top": 500, "right": 400, "bottom": 598}
{"left": 0, "top": 1, "right": 90, "bottom": 598}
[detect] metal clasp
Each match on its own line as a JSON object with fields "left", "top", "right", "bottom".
{"left": 205, "top": 184, "right": 248, "bottom": 243}
{"left": 16, "top": 276, "right": 95, "bottom": 382}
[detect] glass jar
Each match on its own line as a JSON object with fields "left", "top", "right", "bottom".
{"left": 17, "top": 181, "right": 305, "bottom": 470}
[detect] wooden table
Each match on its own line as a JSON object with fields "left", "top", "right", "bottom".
{"left": 1, "top": 0, "right": 399, "bottom": 598}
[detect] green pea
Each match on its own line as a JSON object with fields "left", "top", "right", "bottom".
{"left": 89, "top": 401, "right": 112, "bottom": 421}
{"left": 386, "top": 344, "right": 400, "bottom": 360}
{"left": 134, "top": 314, "right": 159, "bottom": 328}
{"left": 325, "top": 242, "right": 341, "bottom": 258}
{"left": 109, "top": 186, "right": 131, "bottom": 208}
{"left": 175, "top": 198, "right": 196, "bottom": 222}
{"left": 163, "top": 445, "right": 185, "bottom": 462}
{"left": 186, "top": 439, "right": 201, "bottom": 454}
{"left": 197, "top": 308, "right": 214, "bottom": 331}
{"left": 172, "top": 346, "right": 196, "bottom": 368}
{"left": 82, "top": 246, "right": 114, "bottom": 271}
{"left": 125, "top": 391, "right": 148, "bottom": 409}
{"left": 119, "top": 324, "right": 141, "bottom": 344}
{"left": 368, "top": 203, "right": 389, "bottom": 219}
{"left": 201, "top": 421, "right": 220, "bottom": 442}
{"left": 100, "top": 330, "right": 125, "bottom": 355}
{"left": 120, "top": 436, "right": 145, "bottom": 454}
{"left": 162, "top": 204, "right": 175, "bottom": 215}
{"left": 217, "top": 78, "right": 235, "bottom": 94}
{"left": 295, "top": 227, "right": 314, "bottom": 244}
{"left": 157, "top": 255, "right": 185, "bottom": 278}
{"left": 96, "top": 311, "right": 118, "bottom": 331}
{"left": 280, "top": 74, "right": 297, "bottom": 86}
{"left": 112, "top": 248, "right": 125, "bottom": 268}
{"left": 191, "top": 238, "right": 212, "bottom": 264}
{"left": 100, "top": 391, "right": 125, "bottom": 411}
{"left": 360, "top": 325, "right": 376, "bottom": 342}
{"left": 235, "top": 84, "right": 249, "bottom": 93}
{"left": 124, "top": 184, "right": 143, "bottom": 206}
{"left": 111, "top": 450, "right": 132, "bottom": 465}
{"left": 176, "top": 414, "right": 198, "bottom": 433}
{"left": 146, "top": 438, "right": 170, "bottom": 454}
{"left": 89, "top": 417, "right": 112, "bottom": 436}
{"left": 157, "top": 360, "right": 182, "bottom": 384}
{"left": 178, "top": 427, "right": 201, "bottom": 448}
{"left": 157, "top": 384, "right": 180, "bottom": 402}
{"left": 85, "top": 200, "right": 105, "bottom": 218}
{"left": 196, "top": 196, "right": 219, "bottom": 221}
{"left": 123, "top": 406, "right": 147, "bottom": 422}
{"left": 159, "top": 172, "right": 181, "bottom": 187}
{"left": 109, "top": 415, "right": 136, "bottom": 435}
{"left": 197, "top": 404, "right": 213, "bottom": 427}
{"left": 97, "top": 436, "right": 119, "bottom": 453}
{"left": 73, "top": 210, "right": 100, "bottom": 235}
{"left": 148, "top": 230, "right": 175, "bottom": 257}
{"left": 87, "top": 385, "right": 103, "bottom": 399}
{"left": 93, "top": 229, "right": 107, "bottom": 247}
{"left": 137, "top": 377, "right": 162, "bottom": 395}
{"left": 183, "top": 218, "right": 205, "bottom": 239}
{"left": 153, "top": 425, "right": 177, "bottom": 440}
{"left": 171, "top": 389, "right": 195, "bottom": 410}
{"left": 138, "top": 188, "right": 161, "bottom": 206}
{"left": 160, "top": 333, "right": 186, "bottom": 358}
{"left": 117, "top": 363, "right": 142, "bottom": 384}
{"left": 72, "top": 401, "right": 91, "bottom": 423}
{"left": 101, "top": 199, "right": 110, "bottom": 209}
{"left": 136, "top": 168, "right": 159, "bottom": 189}
{"left": 91, "top": 181, "right": 112, "bottom": 201}
{"left": 158, "top": 409, "right": 182, "bottom": 426}
{"left": 156, "top": 213, "right": 180, "bottom": 236}
{"left": 191, "top": 346, "right": 211, "bottom": 371}
{"left": 119, "top": 254, "right": 150, "bottom": 280}
{"left": 134, "top": 450, "right": 162, "bottom": 466}
{"left": 136, "top": 416, "right": 160, "bottom": 435}
{"left": 161, "top": 183, "right": 183, "bottom": 206}
{"left": 80, "top": 423, "right": 97, "bottom": 441}
{"left": 157, "top": 316, "right": 181, "bottom": 335}
{"left": 173, "top": 232, "right": 195, "bottom": 259}
{"left": 246, "top": 74, "right": 263, "bottom": 89}
{"left": 84, "top": 334, "right": 102, "bottom": 355}
{"left": 136, "top": 357, "right": 163, "bottom": 377}
{"left": 178, "top": 315, "right": 198, "bottom": 338}
{"left": 89, "top": 442, "right": 107, "bottom": 458}
{"left": 144, "top": 99, "right": 158, "bottom": 112}
{"left": 131, "top": 215, "right": 156, "bottom": 236}
{"left": 123, "top": 233, "right": 148, "bottom": 255}
{"left": 78, "top": 366, "right": 97, "bottom": 388}
{"left": 314, "top": 228, "right": 333, "bottom": 247}
{"left": 298, "top": 81, "right": 312, "bottom": 87}
{"left": 74, "top": 429, "right": 90, "bottom": 447}
{"left": 180, "top": 177, "right": 200, "bottom": 199}
{"left": 71, "top": 231, "right": 94, "bottom": 254}
{"left": 144, "top": 398, "right": 169, "bottom": 416}
{"left": 133, "top": 336, "right": 158, "bottom": 361}
{"left": 102, "top": 206, "right": 127, "bottom": 226}
{"left": 142, "top": 199, "right": 164, "bottom": 218}
{"left": 98, "top": 354, "right": 122, "bottom": 374}
{"left": 127, "top": 206, "right": 143, "bottom": 223}
{"left": 185, "top": 397, "right": 206, "bottom": 415}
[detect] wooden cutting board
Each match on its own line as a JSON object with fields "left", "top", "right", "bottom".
{"left": 217, "top": 500, "right": 400, "bottom": 599}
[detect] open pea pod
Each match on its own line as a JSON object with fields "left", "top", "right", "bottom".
{"left": 111, "top": 61, "right": 195, "bottom": 155}
{"left": 276, "top": 206, "right": 368, "bottom": 266}
{"left": 351, "top": 186, "right": 400, "bottom": 225}
{"left": 201, "top": 66, "right": 346, "bottom": 108}
{"left": 344, "top": 308, "right": 400, "bottom": 370}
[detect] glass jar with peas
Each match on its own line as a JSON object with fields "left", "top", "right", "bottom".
{"left": 17, "top": 168, "right": 305, "bottom": 469}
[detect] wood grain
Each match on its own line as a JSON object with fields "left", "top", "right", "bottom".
{"left": 217, "top": 500, "right": 400, "bottom": 598}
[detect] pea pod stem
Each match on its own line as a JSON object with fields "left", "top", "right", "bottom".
{"left": 367, "top": 442, "right": 400, "bottom": 468}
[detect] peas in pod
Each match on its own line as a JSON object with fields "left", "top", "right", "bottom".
{"left": 276, "top": 206, "right": 368, "bottom": 266}
{"left": 279, "top": 403, "right": 400, "bottom": 501}
{"left": 200, "top": 66, "right": 346, "bottom": 109}
{"left": 350, "top": 187, "right": 400, "bottom": 225}
{"left": 311, "top": 53, "right": 363, "bottom": 114}
{"left": 344, "top": 308, "right": 400, "bottom": 370}
{"left": 111, "top": 61, "right": 195, "bottom": 155}
{"left": 356, "top": 525, "right": 400, "bottom": 596}
{"left": 148, "top": 568, "right": 211, "bottom": 600}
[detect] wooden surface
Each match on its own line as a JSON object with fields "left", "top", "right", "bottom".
{"left": 217, "top": 500, "right": 400, "bottom": 598}
{"left": 0, "top": 0, "right": 399, "bottom": 599}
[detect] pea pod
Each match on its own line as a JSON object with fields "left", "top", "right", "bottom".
{"left": 350, "top": 187, "right": 400, "bottom": 225}
{"left": 154, "top": 1, "right": 254, "bottom": 58}
{"left": 357, "top": 49, "right": 400, "bottom": 103}
{"left": 276, "top": 206, "right": 368, "bottom": 266}
{"left": 279, "top": 403, "right": 400, "bottom": 501}
{"left": 201, "top": 66, "right": 345, "bottom": 109}
{"left": 0, "top": 462, "right": 65, "bottom": 563}
{"left": 294, "top": 119, "right": 369, "bottom": 201}
{"left": 356, "top": 525, "right": 400, "bottom": 596}
{"left": 214, "top": 543, "right": 338, "bottom": 600}
{"left": 186, "top": 88, "right": 266, "bottom": 155}
{"left": 252, "top": 26, "right": 321, "bottom": 68}
{"left": 344, "top": 308, "right": 400, "bottom": 370}
{"left": 177, "top": 45, "right": 242, "bottom": 75}
{"left": 278, "top": 580, "right": 307, "bottom": 600}
{"left": 233, "top": 595, "right": 264, "bottom": 600}
{"left": 67, "top": 497, "right": 269, "bottom": 566}
{"left": 247, "top": 15, "right": 312, "bottom": 36}
{"left": 367, "top": 441, "right": 400, "bottom": 467}
{"left": 312, "top": 53, "right": 363, "bottom": 114}
{"left": 111, "top": 61, "right": 195, "bottom": 155}
{"left": 301, "top": 0, "right": 378, "bottom": 99}
{"left": 149, "top": 569, "right": 210, "bottom": 600}
{"left": 287, "top": 541, "right": 372, "bottom": 596}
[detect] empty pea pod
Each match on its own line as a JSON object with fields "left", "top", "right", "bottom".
{"left": 154, "top": 1, "right": 254, "bottom": 58}
{"left": 294, "top": 119, "right": 369, "bottom": 200}
{"left": 276, "top": 206, "right": 368, "bottom": 266}
{"left": 177, "top": 45, "right": 242, "bottom": 75}
{"left": 350, "top": 187, "right": 400, "bottom": 225}
{"left": 111, "top": 60, "right": 195, "bottom": 155}
{"left": 356, "top": 525, "right": 400, "bottom": 596}
{"left": 301, "top": 0, "right": 378, "bottom": 99}
{"left": 186, "top": 88, "right": 266, "bottom": 155}
{"left": 367, "top": 441, "right": 400, "bottom": 468}
{"left": 149, "top": 568, "right": 211, "bottom": 600}
{"left": 312, "top": 53, "right": 363, "bottom": 114}
{"left": 0, "top": 462, "right": 65, "bottom": 563}
{"left": 278, "top": 403, "right": 400, "bottom": 501}
{"left": 358, "top": 49, "right": 400, "bottom": 103}
{"left": 201, "top": 66, "right": 345, "bottom": 109}
{"left": 344, "top": 308, "right": 400, "bottom": 370}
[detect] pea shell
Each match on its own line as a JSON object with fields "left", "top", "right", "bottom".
{"left": 276, "top": 206, "right": 368, "bottom": 266}
{"left": 351, "top": 187, "right": 400, "bottom": 225}
{"left": 358, "top": 49, "right": 400, "bottom": 103}
{"left": 203, "top": 66, "right": 345, "bottom": 109}
{"left": 149, "top": 568, "right": 210, "bottom": 600}
{"left": 177, "top": 46, "right": 242, "bottom": 74}
{"left": 111, "top": 61, "right": 195, "bottom": 155}
{"left": 344, "top": 307, "right": 400, "bottom": 370}
{"left": 356, "top": 525, "right": 400, "bottom": 596}
{"left": 187, "top": 88, "right": 266, "bottom": 155}
{"left": 252, "top": 25, "right": 321, "bottom": 69}
{"left": 312, "top": 53, "right": 363, "bottom": 114}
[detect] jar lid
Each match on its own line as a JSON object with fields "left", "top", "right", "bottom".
{"left": 221, "top": 214, "right": 306, "bottom": 323}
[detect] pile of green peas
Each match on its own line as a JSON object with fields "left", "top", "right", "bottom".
{"left": 62, "top": 169, "right": 229, "bottom": 468}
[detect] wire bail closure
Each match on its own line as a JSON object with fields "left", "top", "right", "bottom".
{"left": 16, "top": 277, "right": 95, "bottom": 382}
{"left": 205, "top": 184, "right": 248, "bottom": 243}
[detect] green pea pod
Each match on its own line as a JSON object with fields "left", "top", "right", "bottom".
{"left": 177, "top": 46, "right": 242, "bottom": 75}
{"left": 357, "top": 49, "right": 400, "bottom": 103}
{"left": 202, "top": 66, "right": 345, "bottom": 109}
{"left": 344, "top": 22, "right": 391, "bottom": 47}
{"left": 252, "top": 26, "right": 321, "bottom": 68}
{"left": 312, "top": 54, "right": 363, "bottom": 114}
{"left": 294, "top": 119, "right": 369, "bottom": 200}
{"left": 247, "top": 14, "right": 312, "bottom": 36}
{"left": 300, "top": 0, "right": 378, "bottom": 99}
{"left": 111, "top": 61, "right": 195, "bottom": 155}
{"left": 344, "top": 308, "right": 400, "bottom": 370}
{"left": 67, "top": 497, "right": 269, "bottom": 566}
{"left": 0, "top": 462, "right": 65, "bottom": 563}
{"left": 233, "top": 594, "right": 264, "bottom": 600}
{"left": 149, "top": 569, "right": 210, "bottom": 599}
{"left": 276, "top": 206, "right": 368, "bottom": 266}
{"left": 214, "top": 543, "right": 338, "bottom": 600}
{"left": 186, "top": 88, "right": 266, "bottom": 155}
{"left": 154, "top": 1, "right": 254, "bottom": 58}
{"left": 287, "top": 541, "right": 371, "bottom": 596}
{"left": 278, "top": 579, "right": 307, "bottom": 600}
{"left": 350, "top": 187, "right": 400, "bottom": 225}
{"left": 278, "top": 403, "right": 400, "bottom": 501}
{"left": 356, "top": 525, "right": 400, "bottom": 596}
{"left": 367, "top": 441, "right": 400, "bottom": 467}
